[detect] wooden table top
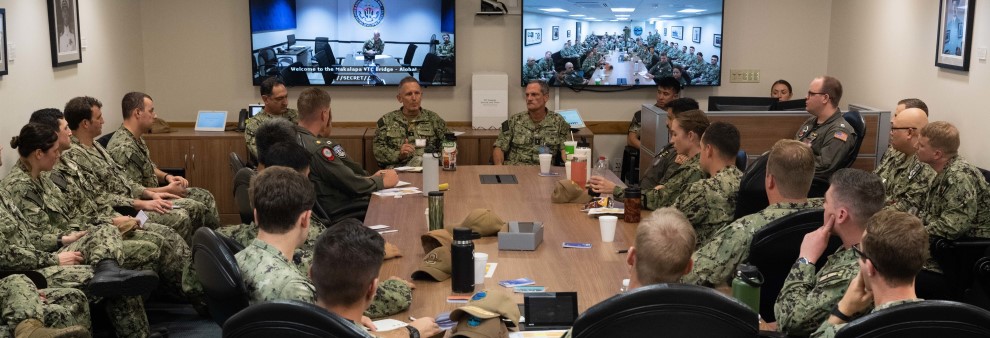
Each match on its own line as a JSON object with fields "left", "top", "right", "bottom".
{"left": 368, "top": 165, "right": 642, "bottom": 319}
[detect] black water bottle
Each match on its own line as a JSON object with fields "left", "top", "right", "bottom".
{"left": 450, "top": 227, "right": 475, "bottom": 293}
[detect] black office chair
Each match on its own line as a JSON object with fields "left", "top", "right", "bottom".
{"left": 419, "top": 53, "right": 441, "bottom": 83}
{"left": 192, "top": 227, "right": 249, "bottom": 326}
{"left": 314, "top": 50, "right": 338, "bottom": 85}
{"left": 232, "top": 167, "right": 254, "bottom": 225}
{"left": 835, "top": 300, "right": 990, "bottom": 338}
{"left": 930, "top": 236, "right": 990, "bottom": 308}
{"left": 395, "top": 44, "right": 417, "bottom": 66}
{"left": 736, "top": 150, "right": 748, "bottom": 170}
{"left": 621, "top": 145, "right": 640, "bottom": 185}
{"left": 222, "top": 300, "right": 368, "bottom": 338}
{"left": 808, "top": 176, "right": 830, "bottom": 198}
{"left": 314, "top": 37, "right": 330, "bottom": 60}
{"left": 837, "top": 110, "right": 867, "bottom": 169}
{"left": 96, "top": 131, "right": 115, "bottom": 148}
{"left": 228, "top": 152, "right": 245, "bottom": 176}
{"left": 734, "top": 152, "right": 769, "bottom": 219}
{"left": 979, "top": 167, "right": 990, "bottom": 183}
{"left": 747, "top": 209, "right": 842, "bottom": 323}
{"left": 326, "top": 201, "right": 369, "bottom": 224}
{"left": 569, "top": 283, "right": 758, "bottom": 338}
{"left": 279, "top": 62, "right": 310, "bottom": 86}
{"left": 258, "top": 48, "right": 286, "bottom": 77}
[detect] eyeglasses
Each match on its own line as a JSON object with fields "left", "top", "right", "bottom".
{"left": 807, "top": 91, "right": 828, "bottom": 97}
{"left": 852, "top": 243, "right": 882, "bottom": 273}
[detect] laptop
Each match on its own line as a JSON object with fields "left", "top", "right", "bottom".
{"left": 523, "top": 292, "right": 579, "bottom": 330}
{"left": 556, "top": 109, "right": 587, "bottom": 129}
{"left": 195, "top": 111, "right": 228, "bottom": 132}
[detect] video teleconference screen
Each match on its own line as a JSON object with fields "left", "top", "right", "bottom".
{"left": 522, "top": 0, "right": 723, "bottom": 88}
{"left": 250, "top": 0, "right": 456, "bottom": 87}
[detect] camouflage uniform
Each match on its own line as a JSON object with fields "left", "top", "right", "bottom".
{"left": 0, "top": 187, "right": 151, "bottom": 338}
{"left": 63, "top": 136, "right": 194, "bottom": 239}
{"left": 580, "top": 54, "right": 599, "bottom": 74}
{"left": 0, "top": 274, "right": 90, "bottom": 337}
{"left": 810, "top": 298, "right": 922, "bottom": 338}
{"left": 522, "top": 63, "right": 543, "bottom": 82}
{"left": 244, "top": 108, "right": 300, "bottom": 160}
{"left": 672, "top": 166, "right": 743, "bottom": 244}
{"left": 696, "top": 63, "right": 720, "bottom": 85}
{"left": 216, "top": 217, "right": 327, "bottom": 275}
{"left": 559, "top": 71, "right": 585, "bottom": 86}
{"left": 919, "top": 156, "right": 990, "bottom": 270}
{"left": 648, "top": 60, "right": 673, "bottom": 79}
{"left": 774, "top": 247, "right": 859, "bottom": 336}
{"left": 615, "top": 143, "right": 679, "bottom": 200}
{"left": 295, "top": 125, "right": 383, "bottom": 216}
{"left": 436, "top": 41, "right": 454, "bottom": 58}
{"left": 494, "top": 110, "right": 570, "bottom": 166}
{"left": 682, "top": 200, "right": 824, "bottom": 287}
{"left": 627, "top": 111, "right": 641, "bottom": 139}
{"left": 795, "top": 110, "right": 858, "bottom": 180}
{"left": 873, "top": 147, "right": 935, "bottom": 213}
{"left": 236, "top": 239, "right": 410, "bottom": 318}
{"left": 537, "top": 58, "right": 554, "bottom": 75}
{"left": 642, "top": 154, "right": 705, "bottom": 210}
{"left": 372, "top": 108, "right": 449, "bottom": 168}
{"left": 107, "top": 125, "right": 221, "bottom": 236}
{"left": 363, "top": 38, "right": 385, "bottom": 56}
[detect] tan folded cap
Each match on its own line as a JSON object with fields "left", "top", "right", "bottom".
{"left": 455, "top": 209, "right": 506, "bottom": 237}
{"left": 421, "top": 229, "right": 453, "bottom": 253}
{"left": 551, "top": 179, "right": 591, "bottom": 204}
{"left": 411, "top": 245, "right": 451, "bottom": 281}
{"left": 449, "top": 289, "right": 521, "bottom": 328}
{"left": 451, "top": 316, "right": 510, "bottom": 338}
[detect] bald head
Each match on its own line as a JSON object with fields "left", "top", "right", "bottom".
{"left": 890, "top": 108, "right": 928, "bottom": 154}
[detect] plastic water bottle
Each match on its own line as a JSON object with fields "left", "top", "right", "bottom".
{"left": 593, "top": 155, "right": 609, "bottom": 178}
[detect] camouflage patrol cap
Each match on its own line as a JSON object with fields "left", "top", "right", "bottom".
{"left": 421, "top": 229, "right": 453, "bottom": 253}
{"left": 551, "top": 179, "right": 592, "bottom": 204}
{"left": 451, "top": 316, "right": 510, "bottom": 338}
{"left": 412, "top": 245, "right": 452, "bottom": 281}
{"left": 454, "top": 209, "right": 506, "bottom": 237}
{"left": 449, "top": 289, "right": 521, "bottom": 328}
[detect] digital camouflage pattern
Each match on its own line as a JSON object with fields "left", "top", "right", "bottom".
{"left": 0, "top": 274, "right": 90, "bottom": 337}
{"left": 494, "top": 111, "right": 570, "bottom": 166}
{"left": 373, "top": 108, "right": 448, "bottom": 168}
{"left": 244, "top": 108, "right": 300, "bottom": 160}
{"left": 918, "top": 156, "right": 990, "bottom": 240}
{"left": 873, "top": 147, "right": 935, "bottom": 213}
{"left": 672, "top": 165, "right": 743, "bottom": 245}
{"left": 810, "top": 298, "right": 922, "bottom": 338}
{"left": 774, "top": 248, "right": 859, "bottom": 336}
{"left": 643, "top": 154, "right": 705, "bottom": 210}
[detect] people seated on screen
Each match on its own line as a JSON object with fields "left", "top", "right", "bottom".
{"left": 693, "top": 55, "right": 720, "bottom": 86}
{"left": 774, "top": 169, "right": 885, "bottom": 336}
{"left": 492, "top": 80, "right": 569, "bottom": 166}
{"left": 522, "top": 57, "right": 542, "bottom": 83}
{"left": 683, "top": 139, "right": 818, "bottom": 287}
{"left": 537, "top": 51, "right": 555, "bottom": 76}
{"left": 559, "top": 207, "right": 696, "bottom": 338}
{"left": 581, "top": 47, "right": 603, "bottom": 77}
{"left": 672, "top": 65, "right": 689, "bottom": 88}
{"left": 373, "top": 77, "right": 449, "bottom": 168}
{"left": 771, "top": 80, "right": 793, "bottom": 102}
{"left": 311, "top": 220, "right": 441, "bottom": 338}
{"left": 810, "top": 210, "right": 929, "bottom": 338}
{"left": 436, "top": 33, "right": 454, "bottom": 59}
{"left": 556, "top": 62, "right": 585, "bottom": 87}
{"left": 874, "top": 107, "right": 933, "bottom": 213}
{"left": 245, "top": 77, "right": 299, "bottom": 160}
{"left": 795, "top": 76, "right": 857, "bottom": 180}
{"left": 363, "top": 31, "right": 385, "bottom": 61}
{"left": 647, "top": 53, "right": 673, "bottom": 80}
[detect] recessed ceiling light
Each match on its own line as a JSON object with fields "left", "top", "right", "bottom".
{"left": 585, "top": 17, "right": 597, "bottom": 20}
{"left": 539, "top": 8, "right": 569, "bottom": 13}
{"left": 611, "top": 8, "right": 635, "bottom": 12}
{"left": 569, "top": 14, "right": 586, "bottom": 17}
{"left": 615, "top": 14, "right": 630, "bottom": 17}
{"left": 677, "top": 8, "right": 706, "bottom": 13}
{"left": 659, "top": 14, "right": 676, "bottom": 18}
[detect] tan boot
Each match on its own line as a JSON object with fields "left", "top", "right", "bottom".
{"left": 14, "top": 319, "right": 90, "bottom": 338}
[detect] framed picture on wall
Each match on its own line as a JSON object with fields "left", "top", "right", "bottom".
{"left": 935, "top": 0, "right": 975, "bottom": 71}
{"left": 552, "top": 26, "right": 559, "bottom": 41}
{"left": 714, "top": 34, "right": 722, "bottom": 48}
{"left": 524, "top": 28, "right": 542, "bottom": 46}
{"left": 671, "top": 26, "right": 683, "bottom": 40}
{"left": 692, "top": 27, "right": 701, "bottom": 43}
{"left": 47, "top": 0, "right": 82, "bottom": 67}
{"left": 567, "top": 30, "right": 571, "bottom": 38}
{"left": 0, "top": 8, "right": 8, "bottom": 76}
{"left": 663, "top": 27, "right": 667, "bottom": 37}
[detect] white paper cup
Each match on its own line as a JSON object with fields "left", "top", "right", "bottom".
{"left": 473, "top": 252, "right": 489, "bottom": 284}
{"left": 415, "top": 138, "right": 427, "bottom": 148}
{"left": 565, "top": 161, "right": 572, "bottom": 180}
{"left": 564, "top": 141, "right": 578, "bottom": 160}
{"left": 599, "top": 216, "right": 618, "bottom": 242}
{"left": 538, "top": 154, "right": 552, "bottom": 174}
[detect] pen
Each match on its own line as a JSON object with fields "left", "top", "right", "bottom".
{"left": 616, "top": 249, "right": 628, "bottom": 254}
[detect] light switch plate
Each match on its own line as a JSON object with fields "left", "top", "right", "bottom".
{"left": 978, "top": 47, "right": 988, "bottom": 61}
{"left": 729, "top": 69, "right": 760, "bottom": 83}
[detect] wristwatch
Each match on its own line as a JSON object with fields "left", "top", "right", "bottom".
{"left": 796, "top": 257, "right": 815, "bottom": 265}
{"left": 405, "top": 325, "right": 420, "bottom": 338}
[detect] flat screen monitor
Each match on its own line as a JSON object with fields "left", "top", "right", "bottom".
{"left": 774, "top": 99, "right": 807, "bottom": 111}
{"left": 195, "top": 111, "right": 229, "bottom": 132}
{"left": 708, "top": 96, "right": 779, "bottom": 111}
{"left": 248, "top": 104, "right": 264, "bottom": 117}
{"left": 556, "top": 109, "right": 586, "bottom": 129}
{"left": 250, "top": 0, "right": 456, "bottom": 87}
{"left": 521, "top": 0, "right": 724, "bottom": 88}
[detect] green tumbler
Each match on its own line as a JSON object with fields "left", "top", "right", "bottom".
{"left": 731, "top": 263, "right": 763, "bottom": 314}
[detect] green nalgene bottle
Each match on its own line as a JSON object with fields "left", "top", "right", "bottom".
{"left": 731, "top": 263, "right": 763, "bottom": 314}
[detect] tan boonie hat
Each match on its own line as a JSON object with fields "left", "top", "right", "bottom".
{"left": 411, "top": 245, "right": 451, "bottom": 281}
{"left": 454, "top": 209, "right": 506, "bottom": 236}
{"left": 449, "top": 289, "right": 521, "bottom": 328}
{"left": 421, "top": 229, "right": 453, "bottom": 253}
{"left": 551, "top": 179, "right": 591, "bottom": 204}
{"left": 451, "top": 316, "right": 510, "bottom": 338}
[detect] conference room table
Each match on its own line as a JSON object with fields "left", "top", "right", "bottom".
{"left": 587, "top": 50, "right": 655, "bottom": 86}
{"left": 368, "top": 165, "right": 641, "bottom": 320}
